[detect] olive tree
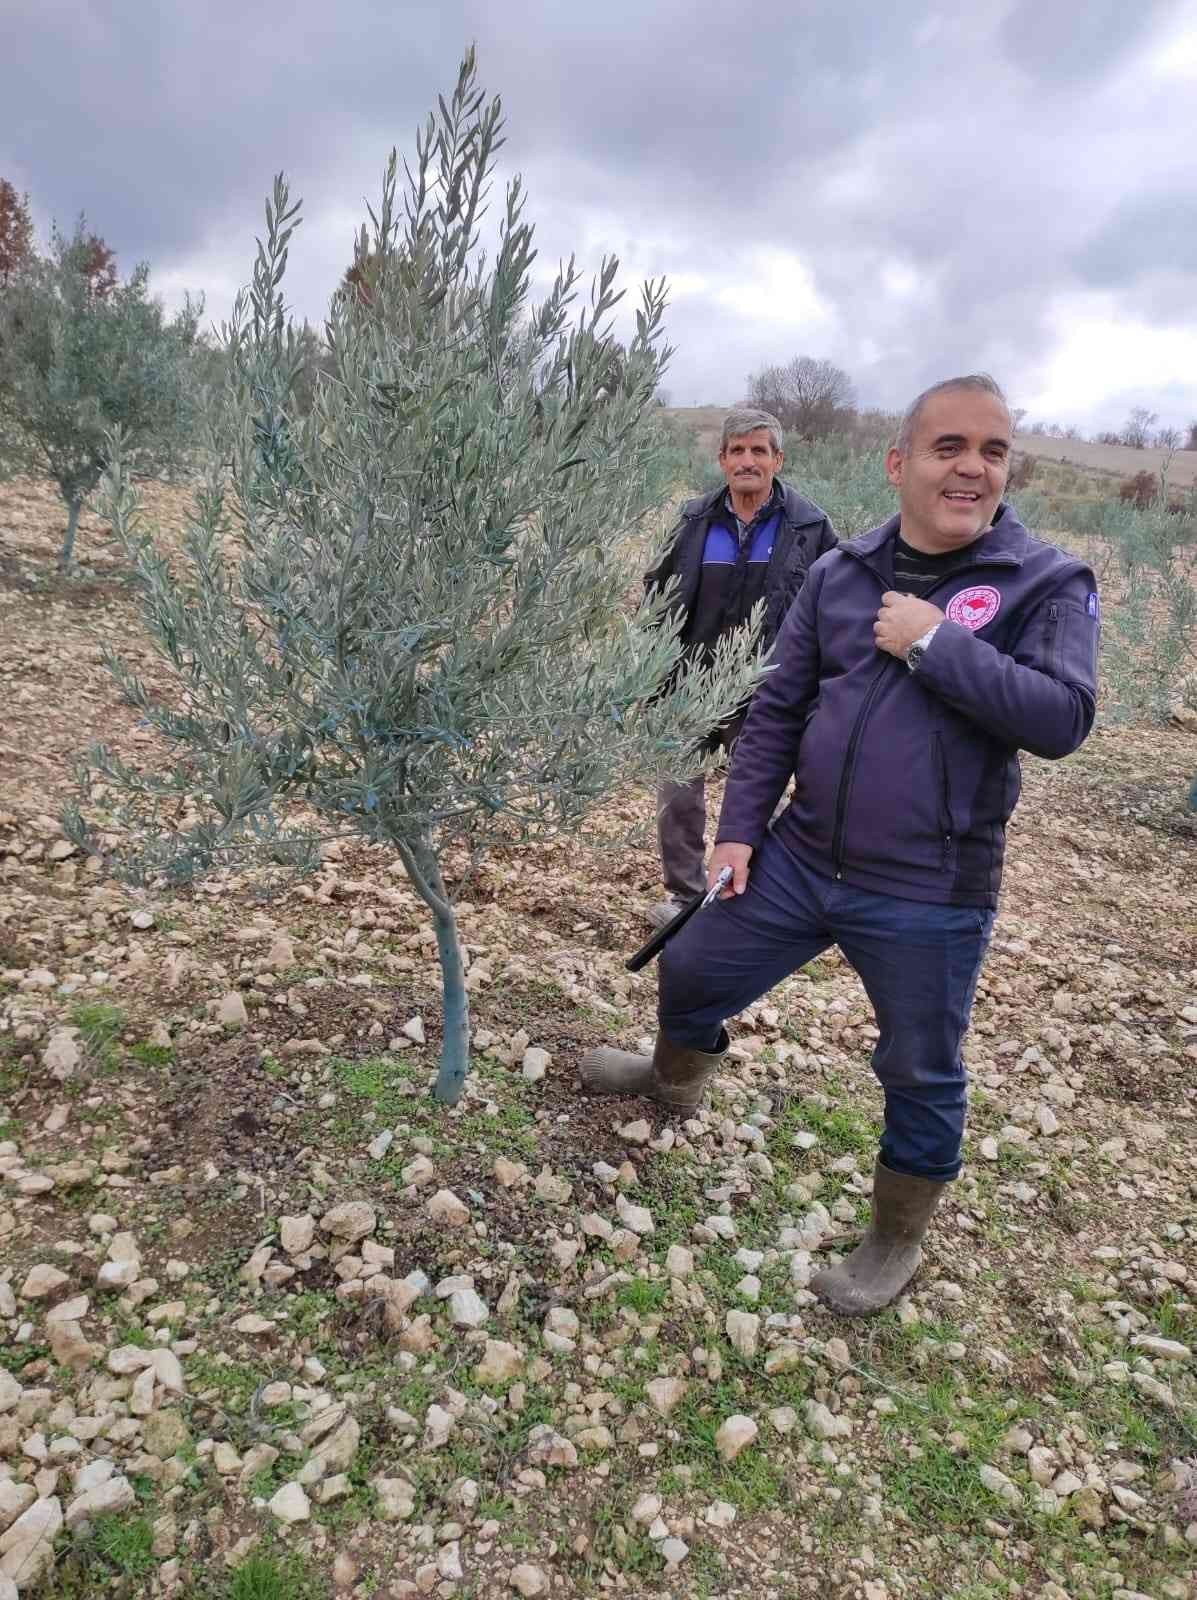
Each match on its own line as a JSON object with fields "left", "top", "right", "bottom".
{"left": 1067, "top": 476, "right": 1197, "bottom": 807}
{"left": 0, "top": 220, "right": 200, "bottom": 566}
{"left": 67, "top": 53, "right": 765, "bottom": 1104}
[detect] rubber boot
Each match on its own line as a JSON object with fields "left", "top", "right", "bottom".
{"left": 810, "top": 1158, "right": 946, "bottom": 1317}
{"left": 579, "top": 1030, "right": 727, "bottom": 1111}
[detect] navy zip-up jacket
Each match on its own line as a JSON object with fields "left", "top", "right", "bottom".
{"left": 645, "top": 479, "right": 838, "bottom": 654}
{"left": 715, "top": 506, "right": 1099, "bottom": 908}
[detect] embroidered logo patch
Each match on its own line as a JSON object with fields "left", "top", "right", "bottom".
{"left": 946, "top": 584, "right": 1001, "bottom": 631}
{"left": 1086, "top": 591, "right": 1100, "bottom": 620}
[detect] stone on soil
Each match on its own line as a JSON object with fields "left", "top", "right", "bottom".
{"left": 427, "top": 1189, "right": 471, "bottom": 1226}
{"left": 450, "top": 1288, "right": 489, "bottom": 1328}
{"left": 373, "top": 1477, "right": 417, "bottom": 1521}
{"left": 509, "top": 1564, "right": 549, "bottom": 1597}
{"left": 268, "top": 1482, "right": 310, "bottom": 1523}
{"left": 714, "top": 1414, "right": 758, "bottom": 1461}
{"left": 19, "top": 1265, "right": 69, "bottom": 1301}
{"left": 646, "top": 1377, "right": 687, "bottom": 1417}
{"left": 142, "top": 1410, "right": 190, "bottom": 1459}
{"left": 217, "top": 991, "right": 248, "bottom": 1029}
{"left": 474, "top": 1340, "right": 522, "bottom": 1384}
{"left": 321, "top": 1200, "right": 376, "bottom": 1241}
{"left": 0, "top": 1496, "right": 61, "bottom": 1588}
{"left": 280, "top": 1214, "right": 316, "bottom": 1254}
{"left": 64, "top": 1476, "right": 134, "bottom": 1529}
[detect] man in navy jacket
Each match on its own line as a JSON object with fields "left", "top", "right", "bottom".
{"left": 583, "top": 375, "right": 1099, "bottom": 1316}
{"left": 642, "top": 409, "right": 837, "bottom": 928}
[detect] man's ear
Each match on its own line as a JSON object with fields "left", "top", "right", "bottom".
{"left": 885, "top": 446, "right": 903, "bottom": 490}
{"left": 774, "top": 450, "right": 784, "bottom": 474}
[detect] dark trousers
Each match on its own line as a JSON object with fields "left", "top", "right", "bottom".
{"left": 657, "top": 719, "right": 743, "bottom": 900}
{"left": 657, "top": 832, "right": 994, "bottom": 1181}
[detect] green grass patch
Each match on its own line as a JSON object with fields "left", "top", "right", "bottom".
{"left": 885, "top": 1440, "right": 1006, "bottom": 1528}
{"left": 226, "top": 1548, "right": 323, "bottom": 1600}
{"left": 184, "top": 1352, "right": 261, "bottom": 1414}
{"left": 0, "top": 1342, "right": 50, "bottom": 1375}
{"left": 616, "top": 1278, "right": 669, "bottom": 1315}
{"left": 89, "top": 1512, "right": 156, "bottom": 1576}
{"left": 70, "top": 1000, "right": 126, "bottom": 1071}
{"left": 772, "top": 1097, "right": 879, "bottom": 1161}
{"left": 128, "top": 1041, "right": 173, "bottom": 1068}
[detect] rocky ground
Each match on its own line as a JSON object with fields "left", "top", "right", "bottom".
{"left": 1, "top": 477, "right": 1195, "bottom": 1600}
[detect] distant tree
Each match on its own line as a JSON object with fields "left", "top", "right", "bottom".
{"left": 0, "top": 220, "right": 201, "bottom": 565}
{"left": 1118, "top": 470, "right": 1158, "bottom": 509}
{"left": 744, "top": 354, "right": 855, "bottom": 440}
{"left": 1010, "top": 406, "right": 1027, "bottom": 432}
{"left": 1155, "top": 425, "right": 1181, "bottom": 451}
{"left": 1123, "top": 406, "right": 1158, "bottom": 449}
{"left": 1094, "top": 430, "right": 1123, "bottom": 446}
{"left": 73, "top": 227, "right": 118, "bottom": 300}
{"left": 0, "top": 180, "right": 34, "bottom": 287}
{"left": 67, "top": 53, "right": 765, "bottom": 1106}
{"left": 1187, "top": 420, "right": 1197, "bottom": 452}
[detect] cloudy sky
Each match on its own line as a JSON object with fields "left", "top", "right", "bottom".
{"left": 5, "top": 0, "right": 1197, "bottom": 435}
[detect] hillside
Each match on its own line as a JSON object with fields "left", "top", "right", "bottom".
{"left": 0, "top": 476, "right": 1194, "bottom": 1600}
{"left": 666, "top": 407, "right": 1197, "bottom": 492}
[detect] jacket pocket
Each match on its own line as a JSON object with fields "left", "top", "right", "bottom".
{"left": 932, "top": 732, "right": 956, "bottom": 868}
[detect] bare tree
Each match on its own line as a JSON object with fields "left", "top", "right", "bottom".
{"left": 744, "top": 354, "right": 855, "bottom": 440}
{"left": 1123, "top": 406, "right": 1159, "bottom": 449}
{"left": 1155, "top": 425, "right": 1181, "bottom": 451}
{"left": 1187, "top": 420, "right": 1197, "bottom": 452}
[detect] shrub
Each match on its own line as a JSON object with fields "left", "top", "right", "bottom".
{"left": 1119, "top": 471, "right": 1157, "bottom": 509}
{"left": 1066, "top": 489, "right": 1197, "bottom": 743}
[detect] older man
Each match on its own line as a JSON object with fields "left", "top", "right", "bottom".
{"left": 584, "top": 375, "right": 1100, "bottom": 1316}
{"left": 643, "top": 408, "right": 838, "bottom": 929}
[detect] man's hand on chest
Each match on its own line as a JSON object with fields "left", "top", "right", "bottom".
{"left": 874, "top": 591, "right": 946, "bottom": 660}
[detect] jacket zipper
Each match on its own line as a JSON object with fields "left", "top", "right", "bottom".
{"left": 1045, "top": 601, "right": 1061, "bottom": 675}
{"left": 831, "top": 661, "right": 891, "bottom": 878}
{"left": 933, "top": 731, "right": 954, "bottom": 866}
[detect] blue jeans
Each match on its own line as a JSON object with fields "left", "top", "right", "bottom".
{"left": 658, "top": 834, "right": 994, "bottom": 1181}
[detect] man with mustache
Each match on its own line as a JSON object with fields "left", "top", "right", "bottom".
{"left": 643, "top": 408, "right": 838, "bottom": 930}
{"left": 585, "top": 375, "right": 1100, "bottom": 1317}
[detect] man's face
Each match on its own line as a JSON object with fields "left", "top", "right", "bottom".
{"left": 719, "top": 429, "right": 783, "bottom": 495}
{"left": 885, "top": 391, "right": 1011, "bottom": 552}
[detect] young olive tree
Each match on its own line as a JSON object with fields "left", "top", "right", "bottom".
{"left": 68, "top": 53, "right": 766, "bottom": 1104}
{"left": 0, "top": 220, "right": 200, "bottom": 567}
{"left": 1067, "top": 475, "right": 1197, "bottom": 806}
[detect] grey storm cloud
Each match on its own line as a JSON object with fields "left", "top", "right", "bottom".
{"left": 1079, "top": 194, "right": 1197, "bottom": 283}
{"left": 3, "top": 0, "right": 1195, "bottom": 428}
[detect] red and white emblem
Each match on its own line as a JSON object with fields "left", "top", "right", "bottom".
{"left": 946, "top": 585, "right": 1001, "bottom": 631}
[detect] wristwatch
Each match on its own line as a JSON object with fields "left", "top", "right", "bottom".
{"left": 906, "top": 622, "right": 942, "bottom": 673}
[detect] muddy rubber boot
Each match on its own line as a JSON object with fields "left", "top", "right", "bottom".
{"left": 579, "top": 1030, "right": 727, "bottom": 1111}
{"left": 811, "top": 1159, "right": 946, "bottom": 1317}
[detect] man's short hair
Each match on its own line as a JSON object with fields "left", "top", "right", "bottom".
{"left": 895, "top": 374, "right": 1010, "bottom": 454}
{"left": 720, "top": 408, "right": 784, "bottom": 454}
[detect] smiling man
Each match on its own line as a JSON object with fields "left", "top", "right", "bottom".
{"left": 583, "top": 374, "right": 1101, "bottom": 1317}
{"left": 642, "top": 408, "right": 837, "bottom": 929}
